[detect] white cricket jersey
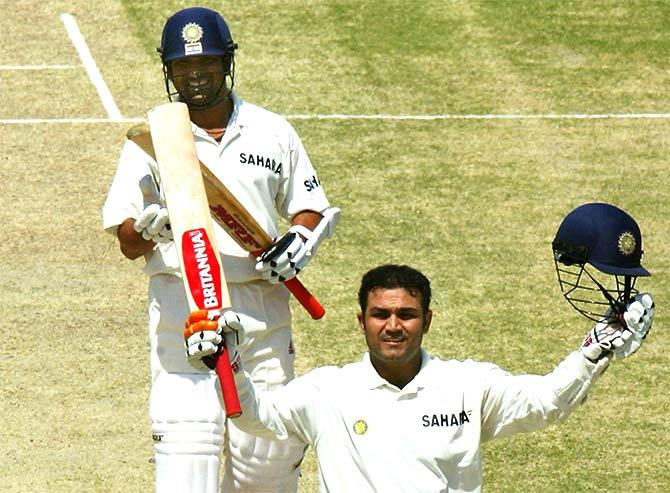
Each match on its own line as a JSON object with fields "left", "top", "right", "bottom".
{"left": 102, "top": 93, "right": 330, "bottom": 282}
{"left": 233, "top": 349, "right": 603, "bottom": 492}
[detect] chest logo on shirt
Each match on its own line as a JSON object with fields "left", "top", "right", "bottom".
{"left": 422, "top": 410, "right": 472, "bottom": 428}
{"left": 352, "top": 419, "right": 368, "bottom": 435}
{"left": 239, "top": 152, "right": 282, "bottom": 174}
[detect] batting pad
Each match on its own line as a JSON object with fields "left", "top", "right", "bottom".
{"left": 221, "top": 420, "right": 304, "bottom": 493}
{"left": 155, "top": 453, "right": 219, "bottom": 493}
{"left": 150, "top": 372, "right": 225, "bottom": 492}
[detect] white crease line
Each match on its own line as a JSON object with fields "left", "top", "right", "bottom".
{"left": 2, "top": 113, "right": 670, "bottom": 124}
{"left": 287, "top": 113, "right": 670, "bottom": 120}
{"left": 0, "top": 118, "right": 143, "bottom": 124}
{"left": 60, "top": 13, "right": 122, "bottom": 121}
{"left": 0, "top": 64, "right": 78, "bottom": 70}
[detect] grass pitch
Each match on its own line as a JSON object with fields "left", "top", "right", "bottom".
{"left": 1, "top": 1, "right": 669, "bottom": 491}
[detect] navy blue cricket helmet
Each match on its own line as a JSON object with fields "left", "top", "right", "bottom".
{"left": 553, "top": 202, "right": 649, "bottom": 277}
{"left": 159, "top": 7, "right": 237, "bottom": 63}
{"left": 552, "top": 202, "right": 650, "bottom": 321}
{"left": 158, "top": 7, "right": 238, "bottom": 107}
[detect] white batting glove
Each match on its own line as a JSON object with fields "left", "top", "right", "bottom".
{"left": 134, "top": 204, "right": 173, "bottom": 243}
{"left": 580, "top": 293, "right": 655, "bottom": 363}
{"left": 613, "top": 293, "right": 655, "bottom": 359}
{"left": 255, "top": 227, "right": 311, "bottom": 283}
{"left": 255, "top": 207, "right": 341, "bottom": 284}
{"left": 183, "top": 309, "right": 244, "bottom": 372}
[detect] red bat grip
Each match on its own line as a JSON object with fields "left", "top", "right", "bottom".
{"left": 284, "top": 277, "right": 325, "bottom": 320}
{"left": 216, "top": 345, "right": 242, "bottom": 418}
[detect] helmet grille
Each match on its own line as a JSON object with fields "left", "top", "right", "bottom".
{"left": 554, "top": 258, "right": 638, "bottom": 322}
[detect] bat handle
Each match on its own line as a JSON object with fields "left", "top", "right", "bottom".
{"left": 215, "top": 345, "right": 242, "bottom": 418}
{"left": 284, "top": 277, "right": 326, "bottom": 320}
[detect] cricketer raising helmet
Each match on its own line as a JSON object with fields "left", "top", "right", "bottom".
{"left": 158, "top": 7, "right": 238, "bottom": 109}
{"left": 552, "top": 202, "right": 650, "bottom": 322}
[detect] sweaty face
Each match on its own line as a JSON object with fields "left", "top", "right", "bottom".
{"left": 169, "top": 55, "right": 230, "bottom": 107}
{"left": 358, "top": 287, "right": 431, "bottom": 370}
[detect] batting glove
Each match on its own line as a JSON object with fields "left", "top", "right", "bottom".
{"left": 255, "top": 207, "right": 341, "bottom": 284}
{"left": 184, "top": 309, "right": 244, "bottom": 372}
{"left": 134, "top": 204, "right": 173, "bottom": 243}
{"left": 255, "top": 227, "right": 311, "bottom": 283}
{"left": 580, "top": 292, "right": 655, "bottom": 363}
{"left": 612, "top": 292, "right": 655, "bottom": 359}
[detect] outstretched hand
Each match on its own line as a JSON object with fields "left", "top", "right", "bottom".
{"left": 580, "top": 293, "right": 655, "bottom": 363}
{"left": 614, "top": 293, "right": 655, "bottom": 359}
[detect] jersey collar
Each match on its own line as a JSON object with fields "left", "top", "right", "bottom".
{"left": 190, "top": 91, "right": 245, "bottom": 142}
{"left": 361, "top": 349, "right": 431, "bottom": 394}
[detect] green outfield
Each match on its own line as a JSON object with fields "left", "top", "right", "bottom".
{"left": 1, "top": 1, "right": 669, "bottom": 491}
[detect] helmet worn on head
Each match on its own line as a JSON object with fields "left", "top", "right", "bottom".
{"left": 158, "top": 8, "right": 238, "bottom": 108}
{"left": 159, "top": 7, "right": 237, "bottom": 63}
{"left": 553, "top": 202, "right": 649, "bottom": 277}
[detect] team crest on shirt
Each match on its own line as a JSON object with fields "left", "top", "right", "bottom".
{"left": 352, "top": 419, "right": 368, "bottom": 435}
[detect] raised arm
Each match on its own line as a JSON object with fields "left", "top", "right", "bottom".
{"left": 481, "top": 293, "right": 655, "bottom": 441}
{"left": 184, "top": 309, "right": 317, "bottom": 445}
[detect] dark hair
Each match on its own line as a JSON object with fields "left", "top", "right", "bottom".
{"left": 358, "top": 264, "right": 431, "bottom": 314}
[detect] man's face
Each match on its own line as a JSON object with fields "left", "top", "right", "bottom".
{"left": 169, "top": 55, "right": 229, "bottom": 107}
{"left": 358, "top": 287, "right": 432, "bottom": 368}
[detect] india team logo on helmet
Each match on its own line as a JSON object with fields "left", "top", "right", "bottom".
{"left": 181, "top": 22, "right": 204, "bottom": 55}
{"left": 182, "top": 23, "right": 203, "bottom": 43}
{"left": 617, "top": 231, "right": 636, "bottom": 256}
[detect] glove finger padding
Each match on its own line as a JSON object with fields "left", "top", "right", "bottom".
{"left": 582, "top": 292, "right": 656, "bottom": 362}
{"left": 271, "top": 245, "right": 310, "bottom": 279}
{"left": 254, "top": 209, "right": 340, "bottom": 284}
{"left": 145, "top": 208, "right": 169, "bottom": 235}
{"left": 219, "top": 309, "right": 243, "bottom": 338}
{"left": 185, "top": 329, "right": 222, "bottom": 358}
{"left": 614, "top": 293, "right": 655, "bottom": 359}
{"left": 255, "top": 231, "right": 309, "bottom": 283}
{"left": 134, "top": 204, "right": 173, "bottom": 243}
{"left": 134, "top": 204, "right": 161, "bottom": 231}
{"left": 581, "top": 321, "right": 633, "bottom": 363}
{"left": 184, "top": 318, "right": 218, "bottom": 339}
{"left": 623, "top": 293, "right": 655, "bottom": 339}
{"left": 183, "top": 309, "right": 245, "bottom": 372}
{"left": 184, "top": 309, "right": 223, "bottom": 371}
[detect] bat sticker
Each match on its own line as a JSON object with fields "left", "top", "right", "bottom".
{"left": 182, "top": 228, "right": 223, "bottom": 310}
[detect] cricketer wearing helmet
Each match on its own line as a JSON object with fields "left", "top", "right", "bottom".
{"left": 103, "top": 7, "right": 339, "bottom": 493}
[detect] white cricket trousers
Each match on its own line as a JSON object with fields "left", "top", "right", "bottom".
{"left": 147, "top": 274, "right": 305, "bottom": 493}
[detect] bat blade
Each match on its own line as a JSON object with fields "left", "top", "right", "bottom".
{"left": 200, "top": 165, "right": 326, "bottom": 320}
{"left": 127, "top": 123, "right": 326, "bottom": 320}
{"left": 147, "top": 102, "right": 241, "bottom": 418}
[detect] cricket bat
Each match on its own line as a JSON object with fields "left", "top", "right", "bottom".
{"left": 127, "top": 123, "right": 326, "bottom": 320}
{"left": 147, "top": 102, "right": 241, "bottom": 418}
